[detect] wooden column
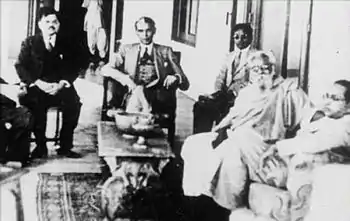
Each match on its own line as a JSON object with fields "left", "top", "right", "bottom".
{"left": 109, "top": 0, "right": 117, "bottom": 57}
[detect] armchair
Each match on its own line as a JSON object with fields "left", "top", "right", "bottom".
{"left": 230, "top": 151, "right": 350, "bottom": 221}
{"left": 100, "top": 52, "right": 182, "bottom": 147}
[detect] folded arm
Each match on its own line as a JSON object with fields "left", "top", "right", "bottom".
{"left": 277, "top": 117, "right": 350, "bottom": 156}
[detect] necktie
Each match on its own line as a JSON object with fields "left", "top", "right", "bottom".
{"left": 142, "top": 47, "right": 149, "bottom": 59}
{"left": 46, "top": 37, "right": 53, "bottom": 51}
{"left": 140, "top": 47, "right": 152, "bottom": 64}
{"left": 234, "top": 51, "right": 241, "bottom": 70}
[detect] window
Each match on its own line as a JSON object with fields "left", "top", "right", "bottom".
{"left": 172, "top": 0, "right": 200, "bottom": 47}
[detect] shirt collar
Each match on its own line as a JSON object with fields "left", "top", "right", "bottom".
{"left": 140, "top": 42, "right": 154, "bottom": 55}
{"left": 43, "top": 34, "right": 57, "bottom": 47}
{"left": 235, "top": 45, "right": 251, "bottom": 54}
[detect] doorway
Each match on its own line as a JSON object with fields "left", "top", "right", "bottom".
{"left": 242, "top": 0, "right": 313, "bottom": 90}
{"left": 33, "top": 0, "right": 114, "bottom": 70}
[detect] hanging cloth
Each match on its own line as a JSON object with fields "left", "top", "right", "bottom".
{"left": 83, "top": 0, "right": 108, "bottom": 58}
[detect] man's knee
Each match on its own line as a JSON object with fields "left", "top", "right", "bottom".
{"left": 13, "top": 106, "right": 33, "bottom": 130}
{"left": 60, "top": 89, "right": 82, "bottom": 110}
{"left": 107, "top": 79, "right": 128, "bottom": 108}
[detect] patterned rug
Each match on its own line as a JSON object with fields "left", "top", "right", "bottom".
{"left": 36, "top": 173, "right": 103, "bottom": 221}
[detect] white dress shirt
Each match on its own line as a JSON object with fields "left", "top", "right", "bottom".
{"left": 234, "top": 45, "right": 251, "bottom": 65}
{"left": 139, "top": 43, "right": 153, "bottom": 56}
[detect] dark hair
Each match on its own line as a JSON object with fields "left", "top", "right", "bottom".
{"left": 134, "top": 16, "right": 156, "bottom": 31}
{"left": 232, "top": 23, "right": 253, "bottom": 40}
{"left": 334, "top": 80, "right": 350, "bottom": 103}
{"left": 37, "top": 7, "right": 59, "bottom": 21}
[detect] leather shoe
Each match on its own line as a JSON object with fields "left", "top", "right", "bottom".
{"left": 31, "top": 148, "right": 48, "bottom": 159}
{"left": 56, "top": 149, "right": 81, "bottom": 158}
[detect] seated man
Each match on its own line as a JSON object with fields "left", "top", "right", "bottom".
{"left": 0, "top": 78, "right": 33, "bottom": 166}
{"left": 15, "top": 7, "right": 82, "bottom": 159}
{"left": 181, "top": 50, "right": 312, "bottom": 213}
{"left": 193, "top": 23, "right": 255, "bottom": 134}
{"left": 101, "top": 16, "right": 189, "bottom": 134}
{"left": 261, "top": 79, "right": 350, "bottom": 183}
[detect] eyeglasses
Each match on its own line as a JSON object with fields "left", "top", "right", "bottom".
{"left": 233, "top": 34, "right": 249, "bottom": 40}
{"left": 250, "top": 65, "right": 272, "bottom": 75}
{"left": 323, "top": 93, "right": 346, "bottom": 102}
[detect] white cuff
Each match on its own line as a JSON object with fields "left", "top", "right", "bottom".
{"left": 60, "top": 80, "right": 71, "bottom": 88}
{"left": 175, "top": 74, "right": 182, "bottom": 84}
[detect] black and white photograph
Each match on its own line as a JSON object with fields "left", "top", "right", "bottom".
{"left": 1, "top": 0, "right": 350, "bottom": 220}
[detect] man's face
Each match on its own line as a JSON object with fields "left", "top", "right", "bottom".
{"left": 233, "top": 29, "right": 252, "bottom": 50}
{"left": 38, "top": 14, "right": 60, "bottom": 37}
{"left": 249, "top": 58, "right": 275, "bottom": 90}
{"left": 322, "top": 84, "right": 348, "bottom": 117}
{"left": 135, "top": 20, "right": 155, "bottom": 45}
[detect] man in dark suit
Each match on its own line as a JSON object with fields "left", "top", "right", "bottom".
{"left": 15, "top": 7, "right": 82, "bottom": 158}
{"left": 0, "top": 78, "right": 33, "bottom": 165}
{"left": 193, "top": 23, "right": 255, "bottom": 134}
{"left": 101, "top": 16, "right": 189, "bottom": 136}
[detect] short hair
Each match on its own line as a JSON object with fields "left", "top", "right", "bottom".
{"left": 232, "top": 23, "right": 253, "bottom": 40}
{"left": 37, "top": 6, "right": 59, "bottom": 21}
{"left": 334, "top": 79, "right": 350, "bottom": 103}
{"left": 134, "top": 16, "right": 156, "bottom": 31}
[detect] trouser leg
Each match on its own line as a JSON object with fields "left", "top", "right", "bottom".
{"left": 0, "top": 124, "right": 8, "bottom": 162}
{"left": 106, "top": 79, "right": 128, "bottom": 109}
{"left": 20, "top": 87, "right": 48, "bottom": 152}
{"left": 58, "top": 87, "right": 82, "bottom": 151}
{"left": 192, "top": 101, "right": 217, "bottom": 134}
{"left": 5, "top": 107, "right": 33, "bottom": 162}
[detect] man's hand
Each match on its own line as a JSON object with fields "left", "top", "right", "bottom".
{"left": 125, "top": 78, "right": 137, "bottom": 92}
{"left": 163, "top": 75, "right": 178, "bottom": 89}
{"left": 35, "top": 80, "right": 66, "bottom": 95}
{"left": 259, "top": 145, "right": 288, "bottom": 184}
{"left": 18, "top": 82, "right": 28, "bottom": 98}
{"left": 35, "top": 80, "right": 55, "bottom": 93}
{"left": 259, "top": 145, "right": 286, "bottom": 174}
{"left": 47, "top": 81, "right": 66, "bottom": 95}
{"left": 259, "top": 145, "right": 279, "bottom": 173}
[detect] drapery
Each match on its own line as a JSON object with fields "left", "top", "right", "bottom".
{"left": 82, "top": 0, "right": 108, "bottom": 58}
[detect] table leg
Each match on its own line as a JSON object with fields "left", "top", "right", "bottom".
{"left": 103, "top": 157, "right": 118, "bottom": 173}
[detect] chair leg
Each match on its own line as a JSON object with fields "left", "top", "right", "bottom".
{"left": 54, "top": 108, "right": 60, "bottom": 146}
{"left": 167, "top": 122, "right": 175, "bottom": 148}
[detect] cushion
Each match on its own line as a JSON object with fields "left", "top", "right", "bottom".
{"left": 249, "top": 183, "right": 291, "bottom": 221}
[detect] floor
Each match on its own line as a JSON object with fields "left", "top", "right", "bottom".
{"left": 1, "top": 72, "right": 230, "bottom": 221}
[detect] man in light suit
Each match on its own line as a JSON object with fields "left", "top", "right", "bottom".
{"left": 101, "top": 16, "right": 189, "bottom": 134}
{"left": 260, "top": 80, "right": 350, "bottom": 187}
{"left": 193, "top": 23, "right": 255, "bottom": 134}
{"left": 15, "top": 7, "right": 83, "bottom": 159}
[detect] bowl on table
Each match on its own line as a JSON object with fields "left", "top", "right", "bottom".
{"left": 107, "top": 109, "right": 159, "bottom": 138}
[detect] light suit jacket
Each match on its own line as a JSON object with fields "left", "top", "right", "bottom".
{"left": 110, "top": 43, "right": 189, "bottom": 91}
{"left": 214, "top": 47, "right": 256, "bottom": 96}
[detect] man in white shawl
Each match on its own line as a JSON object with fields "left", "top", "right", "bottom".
{"left": 181, "top": 50, "right": 312, "bottom": 211}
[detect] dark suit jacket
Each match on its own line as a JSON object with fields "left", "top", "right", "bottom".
{"left": 15, "top": 33, "right": 82, "bottom": 85}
